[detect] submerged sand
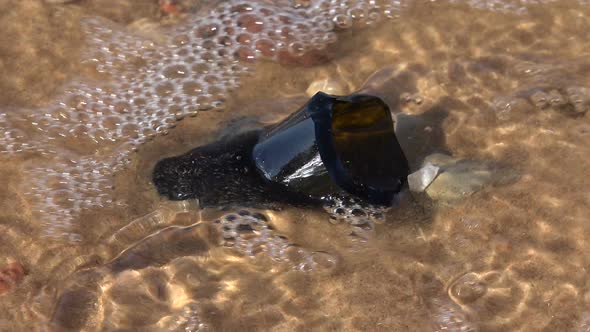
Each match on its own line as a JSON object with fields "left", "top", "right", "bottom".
{"left": 1, "top": 0, "right": 590, "bottom": 331}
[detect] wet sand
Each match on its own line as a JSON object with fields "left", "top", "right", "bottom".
{"left": 1, "top": 0, "right": 590, "bottom": 331}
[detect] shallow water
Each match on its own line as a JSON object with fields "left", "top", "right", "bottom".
{"left": 1, "top": 0, "right": 590, "bottom": 331}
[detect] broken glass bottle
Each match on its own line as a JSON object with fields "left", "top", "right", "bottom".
{"left": 153, "top": 92, "right": 410, "bottom": 207}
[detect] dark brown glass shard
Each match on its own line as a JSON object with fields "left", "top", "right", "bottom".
{"left": 153, "top": 92, "right": 409, "bottom": 207}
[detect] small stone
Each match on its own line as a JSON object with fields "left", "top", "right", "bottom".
{"left": 0, "top": 262, "right": 26, "bottom": 295}
{"left": 408, "top": 163, "right": 440, "bottom": 192}
{"left": 426, "top": 161, "right": 493, "bottom": 201}
{"left": 306, "top": 78, "right": 349, "bottom": 97}
{"left": 422, "top": 154, "right": 517, "bottom": 202}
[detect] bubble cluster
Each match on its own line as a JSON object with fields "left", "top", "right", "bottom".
{"left": 323, "top": 195, "right": 388, "bottom": 241}
{"left": 0, "top": 1, "right": 403, "bottom": 241}
{"left": 214, "top": 210, "right": 337, "bottom": 272}
{"left": 20, "top": 154, "right": 130, "bottom": 242}
{"left": 8, "top": 0, "right": 582, "bottom": 240}
{"left": 324, "top": 195, "right": 388, "bottom": 223}
{"left": 0, "top": 113, "right": 35, "bottom": 154}
{"left": 447, "top": 0, "right": 586, "bottom": 14}
{"left": 493, "top": 85, "right": 590, "bottom": 121}
{"left": 19, "top": 0, "right": 403, "bottom": 149}
{"left": 527, "top": 87, "right": 590, "bottom": 113}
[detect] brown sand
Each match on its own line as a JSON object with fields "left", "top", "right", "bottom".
{"left": 1, "top": 0, "right": 590, "bottom": 331}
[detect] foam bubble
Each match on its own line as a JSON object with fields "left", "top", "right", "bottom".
{"left": 493, "top": 84, "right": 590, "bottom": 122}
{"left": 323, "top": 195, "right": 389, "bottom": 244}
{"left": 21, "top": 154, "right": 127, "bottom": 242}
{"left": 4, "top": 0, "right": 579, "bottom": 240}
{"left": 214, "top": 211, "right": 338, "bottom": 272}
{"left": 0, "top": 1, "right": 408, "bottom": 240}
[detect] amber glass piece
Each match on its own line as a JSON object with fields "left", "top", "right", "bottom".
{"left": 154, "top": 92, "right": 409, "bottom": 207}
{"left": 253, "top": 92, "right": 409, "bottom": 205}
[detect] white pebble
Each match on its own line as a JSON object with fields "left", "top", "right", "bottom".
{"left": 408, "top": 163, "right": 439, "bottom": 192}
